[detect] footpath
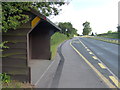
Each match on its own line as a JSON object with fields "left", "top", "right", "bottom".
{"left": 30, "top": 38, "right": 111, "bottom": 88}
{"left": 51, "top": 38, "right": 109, "bottom": 88}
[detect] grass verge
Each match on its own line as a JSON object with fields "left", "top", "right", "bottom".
{"left": 97, "top": 32, "right": 119, "bottom": 39}
{"left": 2, "top": 80, "right": 35, "bottom": 88}
{"left": 50, "top": 32, "right": 70, "bottom": 59}
{"left": 87, "top": 37, "right": 120, "bottom": 45}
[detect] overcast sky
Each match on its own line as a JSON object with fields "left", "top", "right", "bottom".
{"left": 51, "top": 0, "right": 119, "bottom": 35}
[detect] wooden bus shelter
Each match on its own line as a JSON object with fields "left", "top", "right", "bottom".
{"left": 2, "top": 8, "right": 61, "bottom": 82}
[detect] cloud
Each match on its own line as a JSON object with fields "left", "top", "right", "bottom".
{"left": 51, "top": 0, "right": 119, "bottom": 34}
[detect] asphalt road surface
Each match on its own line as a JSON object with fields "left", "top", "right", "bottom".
{"left": 79, "top": 37, "right": 119, "bottom": 79}
{"left": 51, "top": 38, "right": 117, "bottom": 88}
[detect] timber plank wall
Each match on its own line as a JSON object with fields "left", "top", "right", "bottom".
{"left": 2, "top": 21, "right": 32, "bottom": 82}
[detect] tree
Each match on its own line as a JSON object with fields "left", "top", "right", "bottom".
{"left": 2, "top": 2, "right": 65, "bottom": 32}
{"left": 91, "top": 32, "right": 94, "bottom": 36}
{"left": 1, "top": 2, "right": 65, "bottom": 50}
{"left": 82, "top": 21, "right": 92, "bottom": 35}
{"left": 58, "top": 22, "right": 78, "bottom": 37}
{"left": 107, "top": 30, "right": 112, "bottom": 34}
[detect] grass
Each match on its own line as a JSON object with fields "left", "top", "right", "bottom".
{"left": 2, "top": 80, "right": 35, "bottom": 89}
{"left": 88, "top": 37, "right": 120, "bottom": 45}
{"left": 98, "top": 32, "right": 119, "bottom": 39}
{"left": 1, "top": 73, "right": 34, "bottom": 89}
{"left": 50, "top": 32, "right": 70, "bottom": 59}
{"left": 98, "top": 34, "right": 119, "bottom": 39}
{"left": 99, "top": 36, "right": 118, "bottom": 39}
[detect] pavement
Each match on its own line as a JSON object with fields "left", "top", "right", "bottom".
{"left": 29, "top": 37, "right": 118, "bottom": 88}
{"left": 28, "top": 44, "right": 61, "bottom": 88}
{"left": 51, "top": 38, "right": 109, "bottom": 88}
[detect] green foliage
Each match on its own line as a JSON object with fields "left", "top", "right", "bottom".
{"left": 0, "top": 41, "right": 9, "bottom": 49}
{"left": 107, "top": 30, "right": 112, "bottom": 34}
{"left": 2, "top": 2, "right": 65, "bottom": 32}
{"left": 2, "top": 80, "right": 34, "bottom": 88}
{"left": 35, "top": 2, "right": 65, "bottom": 16}
{"left": 98, "top": 33, "right": 119, "bottom": 39}
{"left": 82, "top": 21, "right": 92, "bottom": 35}
{"left": 2, "top": 2, "right": 65, "bottom": 52}
{"left": 51, "top": 32, "right": 69, "bottom": 45}
{"left": 89, "top": 37, "right": 119, "bottom": 45}
{"left": 2, "top": 2, "right": 31, "bottom": 32}
{"left": 0, "top": 73, "right": 11, "bottom": 83}
{"left": 0, "top": 73, "right": 33, "bottom": 88}
{"left": 98, "top": 31, "right": 119, "bottom": 39}
{"left": 51, "top": 32, "right": 70, "bottom": 59}
{"left": 58, "top": 22, "right": 78, "bottom": 37}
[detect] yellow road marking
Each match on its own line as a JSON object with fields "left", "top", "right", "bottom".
{"left": 31, "top": 16, "right": 40, "bottom": 28}
{"left": 89, "top": 52, "right": 93, "bottom": 55}
{"left": 92, "top": 56, "right": 98, "bottom": 60}
{"left": 87, "top": 49, "right": 90, "bottom": 51}
{"left": 70, "top": 42, "right": 116, "bottom": 88}
{"left": 98, "top": 63, "right": 106, "bottom": 69}
{"left": 109, "top": 76, "right": 120, "bottom": 88}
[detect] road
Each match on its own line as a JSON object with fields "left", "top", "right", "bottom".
{"left": 79, "top": 37, "right": 119, "bottom": 79}
{"left": 50, "top": 37, "right": 118, "bottom": 88}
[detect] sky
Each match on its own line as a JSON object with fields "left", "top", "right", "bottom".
{"left": 50, "top": 0, "right": 119, "bottom": 35}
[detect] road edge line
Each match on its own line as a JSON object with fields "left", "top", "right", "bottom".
{"left": 109, "top": 76, "right": 120, "bottom": 88}
{"left": 70, "top": 42, "right": 116, "bottom": 88}
{"left": 78, "top": 38, "right": 119, "bottom": 87}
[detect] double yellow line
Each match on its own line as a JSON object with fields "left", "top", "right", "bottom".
{"left": 70, "top": 41, "right": 117, "bottom": 88}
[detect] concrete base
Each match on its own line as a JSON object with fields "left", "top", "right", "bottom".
{"left": 28, "top": 47, "right": 61, "bottom": 88}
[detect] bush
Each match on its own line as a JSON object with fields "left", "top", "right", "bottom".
{"left": 50, "top": 32, "right": 70, "bottom": 59}
{"left": 0, "top": 73, "right": 11, "bottom": 84}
